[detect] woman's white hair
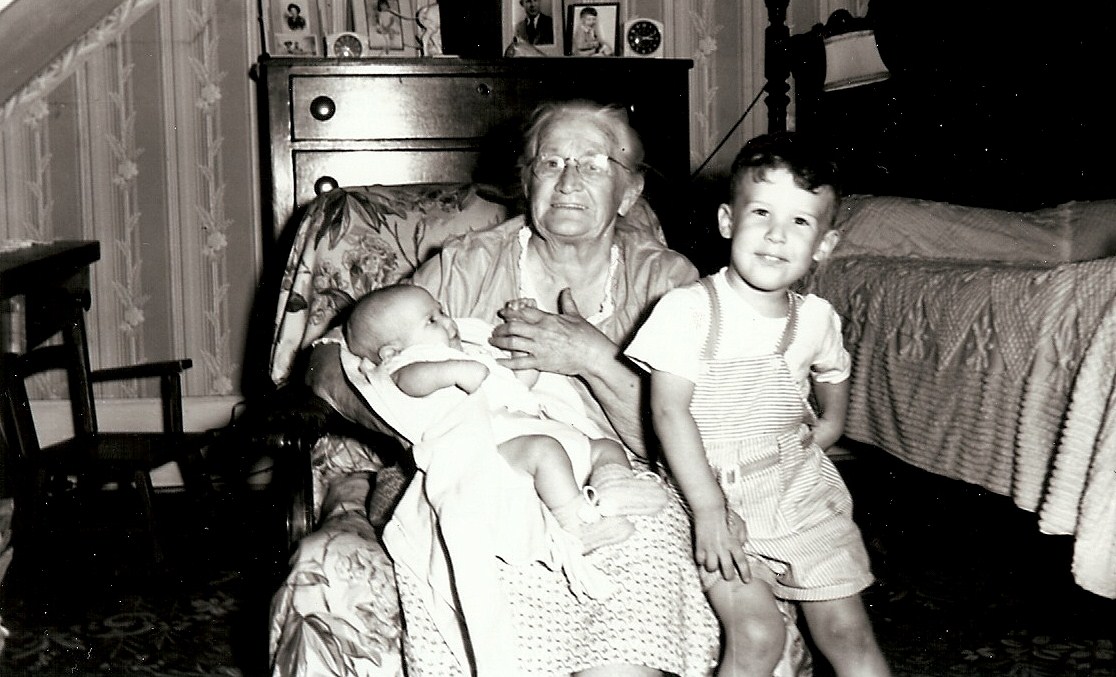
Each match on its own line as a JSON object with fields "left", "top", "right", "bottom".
{"left": 519, "top": 100, "right": 646, "bottom": 184}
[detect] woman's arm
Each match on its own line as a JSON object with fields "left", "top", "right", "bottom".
{"left": 650, "top": 369, "right": 750, "bottom": 582}
{"left": 491, "top": 289, "right": 648, "bottom": 457}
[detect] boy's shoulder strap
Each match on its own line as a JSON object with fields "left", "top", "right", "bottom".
{"left": 698, "top": 276, "right": 719, "bottom": 360}
{"left": 774, "top": 291, "right": 799, "bottom": 356}
{"left": 698, "top": 280, "right": 799, "bottom": 358}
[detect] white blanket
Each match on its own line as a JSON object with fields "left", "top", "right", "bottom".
{"left": 340, "top": 322, "right": 616, "bottom": 673}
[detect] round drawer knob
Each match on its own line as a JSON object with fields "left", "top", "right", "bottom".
{"left": 310, "top": 96, "right": 336, "bottom": 121}
{"left": 476, "top": 82, "right": 492, "bottom": 97}
{"left": 314, "top": 176, "right": 339, "bottom": 195}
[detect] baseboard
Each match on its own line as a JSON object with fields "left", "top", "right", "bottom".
{"left": 29, "top": 395, "right": 244, "bottom": 487}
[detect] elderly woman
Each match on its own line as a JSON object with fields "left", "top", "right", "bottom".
{"left": 302, "top": 101, "right": 807, "bottom": 676}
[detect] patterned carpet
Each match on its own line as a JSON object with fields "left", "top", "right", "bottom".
{"left": 1, "top": 446, "right": 1113, "bottom": 676}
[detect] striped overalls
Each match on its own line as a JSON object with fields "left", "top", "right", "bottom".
{"left": 690, "top": 278, "right": 873, "bottom": 601}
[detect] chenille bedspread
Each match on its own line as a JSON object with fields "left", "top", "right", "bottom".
{"left": 814, "top": 254, "right": 1116, "bottom": 598}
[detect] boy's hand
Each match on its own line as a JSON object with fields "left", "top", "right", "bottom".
{"left": 725, "top": 508, "right": 751, "bottom": 581}
{"left": 809, "top": 417, "right": 842, "bottom": 451}
{"left": 693, "top": 507, "right": 751, "bottom": 583}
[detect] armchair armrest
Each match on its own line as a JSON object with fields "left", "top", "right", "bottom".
{"left": 227, "top": 381, "right": 409, "bottom": 570}
{"left": 222, "top": 384, "right": 338, "bottom": 561}
{"left": 261, "top": 386, "right": 332, "bottom": 550}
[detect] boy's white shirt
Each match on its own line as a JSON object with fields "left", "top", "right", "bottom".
{"left": 625, "top": 268, "right": 850, "bottom": 397}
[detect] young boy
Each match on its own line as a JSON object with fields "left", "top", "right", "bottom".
{"left": 571, "top": 6, "right": 613, "bottom": 56}
{"left": 625, "top": 133, "right": 891, "bottom": 676}
{"left": 343, "top": 283, "right": 667, "bottom": 556}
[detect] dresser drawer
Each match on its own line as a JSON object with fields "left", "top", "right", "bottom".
{"left": 291, "top": 75, "right": 512, "bottom": 141}
{"left": 293, "top": 150, "right": 483, "bottom": 205}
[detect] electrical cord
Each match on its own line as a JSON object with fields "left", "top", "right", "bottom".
{"left": 689, "top": 88, "right": 765, "bottom": 181}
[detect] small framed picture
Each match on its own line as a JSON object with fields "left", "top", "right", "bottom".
{"left": 263, "top": 0, "right": 323, "bottom": 56}
{"left": 564, "top": 2, "right": 620, "bottom": 57}
{"left": 502, "top": 0, "right": 562, "bottom": 56}
{"left": 276, "top": 32, "right": 322, "bottom": 56}
{"left": 360, "top": 0, "right": 420, "bottom": 56}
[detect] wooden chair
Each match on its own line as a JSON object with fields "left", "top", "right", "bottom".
{"left": 0, "top": 288, "right": 213, "bottom": 574}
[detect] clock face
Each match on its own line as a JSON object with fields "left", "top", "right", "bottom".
{"left": 333, "top": 33, "right": 364, "bottom": 58}
{"left": 626, "top": 19, "right": 662, "bottom": 56}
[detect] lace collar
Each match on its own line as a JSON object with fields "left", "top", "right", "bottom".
{"left": 516, "top": 225, "right": 620, "bottom": 324}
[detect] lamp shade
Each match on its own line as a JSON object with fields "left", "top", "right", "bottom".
{"left": 823, "top": 29, "right": 889, "bottom": 91}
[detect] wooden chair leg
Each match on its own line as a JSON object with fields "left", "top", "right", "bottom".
{"left": 133, "top": 470, "right": 164, "bottom": 565}
{"left": 177, "top": 443, "right": 214, "bottom": 504}
{"left": 13, "top": 465, "right": 51, "bottom": 561}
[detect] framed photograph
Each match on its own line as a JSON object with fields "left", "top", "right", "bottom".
{"left": 564, "top": 2, "right": 620, "bottom": 57}
{"left": 502, "top": 0, "right": 562, "bottom": 56}
{"left": 262, "top": 0, "right": 323, "bottom": 56}
{"left": 275, "top": 32, "right": 322, "bottom": 55}
{"left": 361, "top": 0, "right": 420, "bottom": 56}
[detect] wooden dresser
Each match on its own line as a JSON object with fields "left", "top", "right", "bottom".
{"left": 256, "top": 56, "right": 694, "bottom": 256}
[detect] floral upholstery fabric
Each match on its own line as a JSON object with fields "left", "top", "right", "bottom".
{"left": 269, "top": 183, "right": 509, "bottom": 387}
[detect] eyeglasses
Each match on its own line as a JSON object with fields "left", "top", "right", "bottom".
{"left": 530, "top": 153, "right": 631, "bottom": 182}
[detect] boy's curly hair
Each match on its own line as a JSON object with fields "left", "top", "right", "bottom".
{"left": 729, "top": 131, "right": 842, "bottom": 211}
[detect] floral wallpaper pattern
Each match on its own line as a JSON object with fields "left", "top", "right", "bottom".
{"left": 187, "top": 1, "right": 237, "bottom": 396}
{"left": 687, "top": 0, "right": 722, "bottom": 168}
{"left": 105, "top": 37, "right": 148, "bottom": 390}
{"left": 0, "top": 0, "right": 257, "bottom": 402}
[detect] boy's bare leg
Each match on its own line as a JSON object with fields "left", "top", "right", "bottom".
{"left": 801, "top": 595, "right": 891, "bottom": 677}
{"left": 706, "top": 577, "right": 787, "bottom": 677}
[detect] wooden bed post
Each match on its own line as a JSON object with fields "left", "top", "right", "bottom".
{"left": 764, "top": 0, "right": 790, "bottom": 133}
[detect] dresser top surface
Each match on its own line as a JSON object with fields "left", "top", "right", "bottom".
{"left": 258, "top": 56, "right": 694, "bottom": 78}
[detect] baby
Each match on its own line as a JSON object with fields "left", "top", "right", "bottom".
{"left": 343, "top": 283, "right": 667, "bottom": 554}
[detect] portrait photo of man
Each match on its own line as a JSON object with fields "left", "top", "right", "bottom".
{"left": 514, "top": 0, "right": 554, "bottom": 45}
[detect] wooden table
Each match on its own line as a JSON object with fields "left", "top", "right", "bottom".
{"left": 0, "top": 240, "right": 101, "bottom": 496}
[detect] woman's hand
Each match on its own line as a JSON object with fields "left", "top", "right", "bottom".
{"left": 490, "top": 288, "right": 615, "bottom": 377}
{"left": 494, "top": 288, "right": 648, "bottom": 456}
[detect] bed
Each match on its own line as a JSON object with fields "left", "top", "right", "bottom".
{"left": 764, "top": 3, "right": 1116, "bottom": 599}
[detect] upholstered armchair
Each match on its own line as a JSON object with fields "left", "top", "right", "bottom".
{"left": 261, "top": 182, "right": 511, "bottom": 677}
